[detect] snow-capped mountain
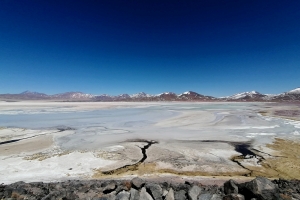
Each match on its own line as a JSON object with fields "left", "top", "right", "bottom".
{"left": 224, "top": 91, "right": 266, "bottom": 101}
{"left": 155, "top": 92, "right": 178, "bottom": 101}
{"left": 117, "top": 94, "right": 131, "bottom": 98}
{"left": 287, "top": 87, "right": 300, "bottom": 94}
{"left": 51, "top": 92, "right": 94, "bottom": 99}
{"left": 0, "top": 88, "right": 299, "bottom": 102}
{"left": 178, "top": 91, "right": 214, "bottom": 100}
{"left": 265, "top": 87, "right": 300, "bottom": 101}
{"left": 93, "top": 94, "right": 114, "bottom": 101}
{"left": 130, "top": 92, "right": 152, "bottom": 98}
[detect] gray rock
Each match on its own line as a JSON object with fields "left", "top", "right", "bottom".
{"left": 107, "top": 191, "right": 118, "bottom": 200}
{"left": 146, "top": 183, "right": 163, "bottom": 200}
{"left": 160, "top": 182, "right": 170, "bottom": 190}
{"left": 116, "top": 181, "right": 132, "bottom": 193}
{"left": 139, "top": 187, "right": 153, "bottom": 200}
{"left": 211, "top": 194, "right": 222, "bottom": 200}
{"left": 165, "top": 188, "right": 175, "bottom": 200}
{"left": 92, "top": 197, "right": 108, "bottom": 200}
{"left": 162, "top": 188, "right": 168, "bottom": 197}
{"left": 172, "top": 183, "right": 190, "bottom": 192}
{"left": 116, "top": 190, "right": 130, "bottom": 200}
{"left": 238, "top": 177, "right": 280, "bottom": 200}
{"left": 223, "top": 194, "right": 245, "bottom": 200}
{"left": 224, "top": 180, "right": 238, "bottom": 195}
{"left": 96, "top": 191, "right": 117, "bottom": 200}
{"left": 198, "top": 193, "right": 213, "bottom": 200}
{"left": 102, "top": 181, "right": 117, "bottom": 194}
{"left": 198, "top": 193, "right": 222, "bottom": 200}
{"left": 188, "top": 185, "right": 201, "bottom": 200}
{"left": 131, "top": 177, "right": 144, "bottom": 189}
{"left": 175, "top": 189, "right": 186, "bottom": 200}
{"left": 130, "top": 188, "right": 139, "bottom": 200}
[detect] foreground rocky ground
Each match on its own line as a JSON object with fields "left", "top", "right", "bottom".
{"left": 1, "top": 177, "right": 299, "bottom": 200}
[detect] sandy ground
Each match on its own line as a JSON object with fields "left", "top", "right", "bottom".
{"left": 0, "top": 135, "right": 53, "bottom": 156}
{"left": 0, "top": 101, "right": 300, "bottom": 184}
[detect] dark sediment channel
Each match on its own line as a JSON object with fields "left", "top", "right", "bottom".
{"left": 0, "top": 127, "right": 71, "bottom": 146}
{"left": 102, "top": 139, "right": 157, "bottom": 175}
{"left": 0, "top": 139, "right": 21, "bottom": 145}
{"left": 179, "top": 139, "right": 264, "bottom": 176}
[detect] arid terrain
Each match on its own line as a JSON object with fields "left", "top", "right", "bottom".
{"left": 0, "top": 101, "right": 300, "bottom": 185}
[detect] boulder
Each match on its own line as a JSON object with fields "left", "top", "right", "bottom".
{"left": 172, "top": 183, "right": 190, "bottom": 192}
{"left": 130, "top": 188, "right": 139, "bottom": 200}
{"left": 139, "top": 187, "right": 153, "bottom": 200}
{"left": 224, "top": 180, "right": 238, "bottom": 195}
{"left": 188, "top": 185, "right": 202, "bottom": 200}
{"left": 131, "top": 178, "right": 145, "bottom": 189}
{"left": 223, "top": 194, "right": 245, "bottom": 200}
{"left": 102, "top": 181, "right": 117, "bottom": 194}
{"left": 116, "top": 190, "right": 130, "bottom": 200}
{"left": 162, "top": 189, "right": 168, "bottom": 197}
{"left": 165, "top": 188, "right": 175, "bottom": 200}
{"left": 116, "top": 181, "right": 132, "bottom": 193}
{"left": 175, "top": 190, "right": 186, "bottom": 200}
{"left": 198, "top": 193, "right": 222, "bottom": 200}
{"left": 98, "top": 191, "right": 117, "bottom": 200}
{"left": 238, "top": 177, "right": 280, "bottom": 200}
{"left": 146, "top": 183, "right": 163, "bottom": 200}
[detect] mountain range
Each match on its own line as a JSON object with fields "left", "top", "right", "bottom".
{"left": 0, "top": 88, "right": 300, "bottom": 102}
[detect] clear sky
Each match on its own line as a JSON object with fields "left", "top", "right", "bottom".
{"left": 0, "top": 0, "right": 299, "bottom": 97}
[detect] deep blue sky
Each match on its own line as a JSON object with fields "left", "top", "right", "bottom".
{"left": 1, "top": 0, "right": 299, "bottom": 97}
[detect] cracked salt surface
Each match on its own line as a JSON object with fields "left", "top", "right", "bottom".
{"left": 0, "top": 102, "right": 300, "bottom": 183}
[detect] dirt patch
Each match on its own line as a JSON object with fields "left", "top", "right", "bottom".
{"left": 264, "top": 138, "right": 300, "bottom": 179}
{"left": 258, "top": 104, "right": 300, "bottom": 121}
{"left": 24, "top": 149, "right": 72, "bottom": 161}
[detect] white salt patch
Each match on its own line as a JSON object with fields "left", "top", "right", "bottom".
{"left": 229, "top": 125, "right": 279, "bottom": 130}
{"left": 0, "top": 151, "right": 116, "bottom": 184}
{"left": 247, "top": 133, "right": 276, "bottom": 136}
{"left": 292, "top": 131, "right": 300, "bottom": 135}
{"left": 104, "top": 145, "right": 125, "bottom": 151}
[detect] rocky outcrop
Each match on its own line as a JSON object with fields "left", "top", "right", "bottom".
{"left": 0, "top": 177, "right": 299, "bottom": 200}
{"left": 237, "top": 177, "right": 280, "bottom": 200}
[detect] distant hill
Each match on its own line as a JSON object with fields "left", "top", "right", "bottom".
{"left": 1, "top": 88, "right": 300, "bottom": 102}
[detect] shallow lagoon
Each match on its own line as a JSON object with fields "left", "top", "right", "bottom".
{"left": 1, "top": 102, "right": 299, "bottom": 149}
